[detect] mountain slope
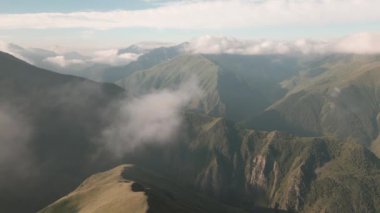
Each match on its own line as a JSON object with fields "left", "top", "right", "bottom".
{"left": 249, "top": 54, "right": 380, "bottom": 147}
{"left": 3, "top": 51, "right": 380, "bottom": 213}
{"left": 39, "top": 164, "right": 246, "bottom": 213}
{"left": 117, "top": 54, "right": 299, "bottom": 122}
{"left": 0, "top": 51, "right": 124, "bottom": 212}
{"left": 116, "top": 52, "right": 380, "bottom": 149}
{"left": 100, "top": 46, "right": 182, "bottom": 82}
{"left": 117, "top": 54, "right": 223, "bottom": 115}
{"left": 114, "top": 112, "right": 380, "bottom": 212}
{"left": 41, "top": 112, "right": 380, "bottom": 213}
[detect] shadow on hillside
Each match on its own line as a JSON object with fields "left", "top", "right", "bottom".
{"left": 251, "top": 206, "right": 289, "bottom": 213}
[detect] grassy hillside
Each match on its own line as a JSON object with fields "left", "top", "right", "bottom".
{"left": 112, "top": 112, "right": 380, "bottom": 212}
{"left": 115, "top": 52, "right": 380, "bottom": 149}
{"left": 248, "top": 54, "right": 380, "bottom": 147}
{"left": 117, "top": 54, "right": 300, "bottom": 122}
{"left": 40, "top": 165, "right": 247, "bottom": 213}
{"left": 0, "top": 51, "right": 125, "bottom": 212}
{"left": 3, "top": 51, "right": 380, "bottom": 212}
{"left": 42, "top": 112, "right": 380, "bottom": 212}
{"left": 117, "top": 54, "right": 223, "bottom": 115}
{"left": 99, "top": 46, "right": 182, "bottom": 82}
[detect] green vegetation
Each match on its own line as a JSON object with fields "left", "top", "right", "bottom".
{"left": 1, "top": 50, "right": 380, "bottom": 212}
{"left": 43, "top": 113, "right": 380, "bottom": 212}
{"left": 40, "top": 165, "right": 246, "bottom": 213}
{"left": 254, "top": 54, "right": 380, "bottom": 148}
{"left": 115, "top": 52, "right": 380, "bottom": 154}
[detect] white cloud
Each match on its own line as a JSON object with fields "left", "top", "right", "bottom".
{"left": 90, "top": 49, "right": 141, "bottom": 66}
{"left": 333, "top": 32, "right": 380, "bottom": 54}
{"left": 0, "top": 0, "right": 379, "bottom": 30}
{"left": 184, "top": 35, "right": 294, "bottom": 54}
{"left": 0, "top": 41, "right": 34, "bottom": 63}
{"left": 2, "top": 32, "right": 380, "bottom": 67}
{"left": 184, "top": 32, "right": 380, "bottom": 55}
{"left": 44, "top": 55, "right": 85, "bottom": 67}
{"left": 102, "top": 78, "right": 202, "bottom": 156}
{"left": 79, "top": 30, "right": 96, "bottom": 39}
{"left": 0, "top": 42, "right": 142, "bottom": 68}
{"left": 42, "top": 49, "right": 141, "bottom": 68}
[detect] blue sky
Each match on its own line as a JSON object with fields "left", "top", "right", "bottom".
{"left": 0, "top": 0, "right": 379, "bottom": 50}
{"left": 0, "top": 0, "right": 159, "bottom": 13}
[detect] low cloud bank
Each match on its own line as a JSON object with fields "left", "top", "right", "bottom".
{"left": 44, "top": 55, "right": 86, "bottom": 67}
{"left": 0, "top": 0, "right": 379, "bottom": 30}
{"left": 1, "top": 32, "right": 380, "bottom": 73}
{"left": 43, "top": 50, "right": 141, "bottom": 68}
{"left": 185, "top": 33, "right": 380, "bottom": 55}
{"left": 90, "top": 49, "right": 141, "bottom": 66}
{"left": 0, "top": 41, "right": 34, "bottom": 63}
{"left": 0, "top": 42, "right": 143, "bottom": 70}
{"left": 102, "top": 78, "right": 202, "bottom": 156}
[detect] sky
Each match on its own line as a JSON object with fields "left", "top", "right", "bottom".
{"left": 0, "top": 0, "right": 380, "bottom": 51}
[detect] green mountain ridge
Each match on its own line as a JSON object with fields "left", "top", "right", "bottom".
{"left": 0, "top": 51, "right": 125, "bottom": 212}
{"left": 100, "top": 46, "right": 182, "bottom": 82}
{"left": 1, "top": 51, "right": 380, "bottom": 213}
{"left": 251, "top": 54, "right": 380, "bottom": 148}
{"left": 42, "top": 112, "right": 380, "bottom": 212}
{"left": 117, "top": 54, "right": 299, "bottom": 122}
{"left": 117, "top": 54, "right": 223, "bottom": 115}
{"left": 39, "top": 164, "right": 247, "bottom": 213}
{"left": 114, "top": 51, "right": 380, "bottom": 150}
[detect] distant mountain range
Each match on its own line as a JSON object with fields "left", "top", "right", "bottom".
{"left": 0, "top": 48, "right": 379, "bottom": 213}
{"left": 108, "top": 49, "right": 380, "bottom": 154}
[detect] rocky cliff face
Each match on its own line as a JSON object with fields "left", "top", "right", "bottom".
{"left": 128, "top": 112, "right": 380, "bottom": 212}
{"left": 40, "top": 112, "right": 380, "bottom": 213}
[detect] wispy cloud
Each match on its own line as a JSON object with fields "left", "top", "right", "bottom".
{"left": 2, "top": 32, "right": 380, "bottom": 69}
{"left": 102, "top": 78, "right": 202, "bottom": 156}
{"left": 333, "top": 32, "right": 380, "bottom": 54}
{"left": 0, "top": 41, "right": 144, "bottom": 69}
{"left": 0, "top": 41, "right": 34, "bottom": 63}
{"left": 0, "top": 104, "right": 35, "bottom": 179}
{"left": 185, "top": 32, "right": 380, "bottom": 54}
{"left": 44, "top": 55, "right": 85, "bottom": 67}
{"left": 2, "top": 32, "right": 380, "bottom": 64}
{"left": 90, "top": 49, "right": 141, "bottom": 66}
{"left": 0, "top": 0, "right": 379, "bottom": 30}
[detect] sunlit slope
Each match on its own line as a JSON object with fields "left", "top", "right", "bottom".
{"left": 39, "top": 165, "right": 148, "bottom": 213}
{"left": 40, "top": 164, "right": 246, "bottom": 213}
{"left": 117, "top": 54, "right": 299, "bottom": 121}
{"left": 250, "top": 54, "right": 380, "bottom": 146}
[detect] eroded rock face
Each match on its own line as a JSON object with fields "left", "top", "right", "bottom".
{"left": 248, "top": 155, "right": 268, "bottom": 189}
{"left": 195, "top": 158, "right": 224, "bottom": 197}
{"left": 244, "top": 150, "right": 309, "bottom": 211}
{"left": 123, "top": 113, "right": 379, "bottom": 212}
{"left": 280, "top": 165, "right": 306, "bottom": 210}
